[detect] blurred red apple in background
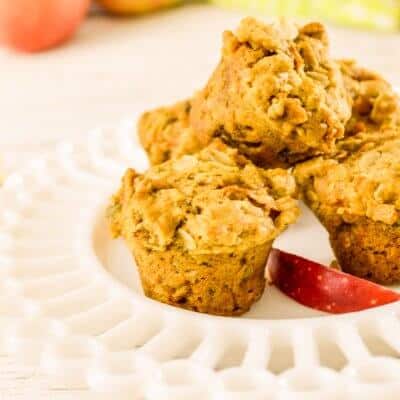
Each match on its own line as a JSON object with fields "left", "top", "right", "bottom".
{"left": 96, "top": 0, "right": 180, "bottom": 15}
{"left": 0, "top": 0, "right": 90, "bottom": 53}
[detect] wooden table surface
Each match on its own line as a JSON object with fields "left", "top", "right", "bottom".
{"left": 0, "top": 4, "right": 399, "bottom": 398}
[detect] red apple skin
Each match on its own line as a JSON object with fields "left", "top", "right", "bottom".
{"left": 0, "top": 0, "right": 90, "bottom": 53}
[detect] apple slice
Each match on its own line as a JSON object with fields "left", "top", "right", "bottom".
{"left": 267, "top": 249, "right": 400, "bottom": 314}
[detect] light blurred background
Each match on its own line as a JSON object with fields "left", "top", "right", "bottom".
{"left": 0, "top": 0, "right": 399, "bottom": 174}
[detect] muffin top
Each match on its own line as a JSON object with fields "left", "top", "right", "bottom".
{"left": 337, "top": 127, "right": 400, "bottom": 158}
{"left": 138, "top": 100, "right": 202, "bottom": 165}
{"left": 294, "top": 137, "right": 400, "bottom": 226}
{"left": 109, "top": 140, "right": 299, "bottom": 253}
{"left": 190, "top": 17, "right": 351, "bottom": 168}
{"left": 339, "top": 59, "right": 400, "bottom": 137}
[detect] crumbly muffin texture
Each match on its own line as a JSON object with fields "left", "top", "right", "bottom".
{"left": 295, "top": 138, "right": 400, "bottom": 284}
{"left": 189, "top": 17, "right": 351, "bottom": 168}
{"left": 138, "top": 100, "right": 203, "bottom": 165}
{"left": 336, "top": 128, "right": 400, "bottom": 158}
{"left": 330, "top": 218, "right": 400, "bottom": 284}
{"left": 294, "top": 138, "right": 400, "bottom": 227}
{"left": 109, "top": 140, "right": 299, "bottom": 315}
{"left": 110, "top": 140, "right": 299, "bottom": 253}
{"left": 339, "top": 59, "right": 400, "bottom": 137}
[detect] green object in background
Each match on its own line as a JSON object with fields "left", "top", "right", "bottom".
{"left": 211, "top": 0, "right": 400, "bottom": 31}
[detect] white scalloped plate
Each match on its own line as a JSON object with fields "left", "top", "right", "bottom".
{"left": 2, "top": 115, "right": 400, "bottom": 399}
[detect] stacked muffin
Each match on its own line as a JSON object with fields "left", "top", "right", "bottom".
{"left": 295, "top": 61, "right": 400, "bottom": 284}
{"left": 110, "top": 17, "right": 400, "bottom": 316}
{"left": 139, "top": 18, "right": 352, "bottom": 168}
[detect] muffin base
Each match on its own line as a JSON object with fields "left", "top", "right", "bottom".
{"left": 328, "top": 217, "right": 400, "bottom": 284}
{"left": 130, "top": 239, "right": 271, "bottom": 316}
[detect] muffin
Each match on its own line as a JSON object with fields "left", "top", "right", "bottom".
{"left": 189, "top": 17, "right": 351, "bottom": 168}
{"left": 137, "top": 18, "right": 351, "bottom": 168}
{"left": 138, "top": 99, "right": 202, "bottom": 165}
{"left": 108, "top": 140, "right": 299, "bottom": 315}
{"left": 294, "top": 137, "right": 400, "bottom": 284}
{"left": 339, "top": 59, "right": 400, "bottom": 137}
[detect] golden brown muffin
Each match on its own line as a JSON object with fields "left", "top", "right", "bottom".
{"left": 189, "top": 18, "right": 351, "bottom": 168}
{"left": 294, "top": 138, "right": 400, "bottom": 284}
{"left": 336, "top": 128, "right": 400, "bottom": 160}
{"left": 138, "top": 100, "right": 202, "bottom": 165}
{"left": 339, "top": 59, "right": 400, "bottom": 137}
{"left": 109, "top": 140, "right": 299, "bottom": 315}
{"left": 330, "top": 218, "right": 400, "bottom": 284}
